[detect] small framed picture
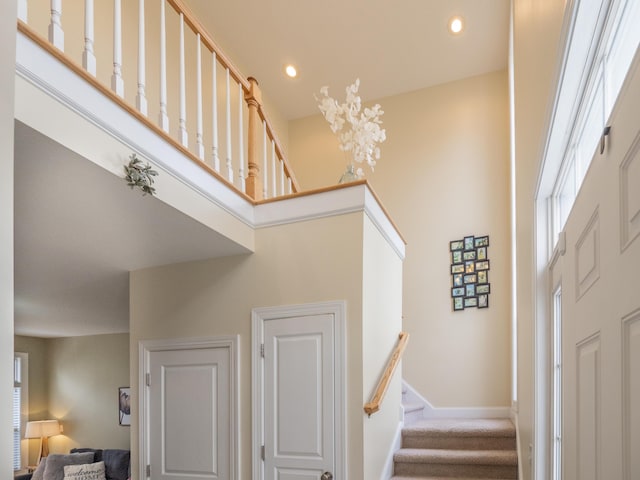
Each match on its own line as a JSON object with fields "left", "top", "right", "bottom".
{"left": 464, "top": 297, "right": 478, "bottom": 308}
{"left": 465, "top": 284, "right": 476, "bottom": 297}
{"left": 478, "top": 294, "right": 489, "bottom": 308}
{"left": 452, "top": 250, "right": 462, "bottom": 264}
{"left": 474, "top": 236, "right": 489, "bottom": 248}
{"left": 477, "top": 247, "right": 487, "bottom": 260}
{"left": 450, "top": 240, "right": 464, "bottom": 251}
{"left": 464, "top": 236, "right": 475, "bottom": 250}
{"left": 476, "top": 284, "right": 491, "bottom": 294}
{"left": 451, "top": 263, "right": 465, "bottom": 274}
{"left": 476, "top": 260, "right": 490, "bottom": 271}
{"left": 453, "top": 297, "right": 464, "bottom": 311}
{"left": 463, "top": 250, "right": 476, "bottom": 261}
{"left": 477, "top": 271, "right": 488, "bottom": 284}
{"left": 463, "top": 274, "right": 477, "bottom": 284}
{"left": 465, "top": 261, "right": 475, "bottom": 274}
{"left": 119, "top": 387, "right": 131, "bottom": 426}
{"left": 452, "top": 287, "right": 465, "bottom": 297}
{"left": 453, "top": 274, "right": 463, "bottom": 286}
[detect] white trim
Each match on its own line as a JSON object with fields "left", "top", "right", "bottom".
{"left": 402, "top": 381, "right": 511, "bottom": 419}
{"left": 511, "top": 408, "right": 525, "bottom": 480}
{"left": 254, "top": 184, "right": 405, "bottom": 260}
{"left": 382, "top": 421, "right": 403, "bottom": 480}
{"left": 139, "top": 335, "right": 240, "bottom": 480}
{"left": 251, "top": 301, "right": 346, "bottom": 480}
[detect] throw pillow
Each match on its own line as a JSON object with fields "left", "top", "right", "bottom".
{"left": 63, "top": 462, "right": 106, "bottom": 480}
{"left": 43, "top": 452, "right": 95, "bottom": 480}
{"left": 102, "top": 450, "right": 130, "bottom": 480}
{"left": 31, "top": 457, "right": 47, "bottom": 480}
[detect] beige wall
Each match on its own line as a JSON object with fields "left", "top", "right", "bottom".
{"left": 14, "top": 334, "right": 131, "bottom": 462}
{"left": 131, "top": 211, "right": 402, "bottom": 480}
{"left": 512, "top": 1, "right": 567, "bottom": 479}
{"left": 1, "top": 0, "right": 16, "bottom": 475}
{"left": 289, "top": 70, "right": 512, "bottom": 408}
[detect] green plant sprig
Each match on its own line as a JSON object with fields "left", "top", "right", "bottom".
{"left": 124, "top": 154, "right": 158, "bottom": 196}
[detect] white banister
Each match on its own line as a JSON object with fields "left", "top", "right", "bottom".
{"left": 111, "top": 0, "right": 124, "bottom": 97}
{"left": 211, "top": 51, "right": 220, "bottom": 172}
{"left": 271, "top": 140, "right": 276, "bottom": 197}
{"left": 48, "top": 0, "right": 64, "bottom": 51}
{"left": 196, "top": 34, "right": 204, "bottom": 159}
{"left": 238, "top": 82, "right": 245, "bottom": 191}
{"left": 262, "top": 120, "right": 268, "bottom": 199}
{"left": 158, "top": 0, "right": 169, "bottom": 132}
{"left": 225, "top": 68, "right": 233, "bottom": 183}
{"left": 82, "top": 0, "right": 96, "bottom": 76}
{"left": 18, "top": 0, "right": 27, "bottom": 22}
{"left": 136, "top": 0, "right": 147, "bottom": 115}
{"left": 178, "top": 13, "right": 188, "bottom": 147}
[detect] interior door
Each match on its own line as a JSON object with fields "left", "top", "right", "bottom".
{"left": 557, "top": 58, "right": 640, "bottom": 479}
{"left": 147, "top": 345, "right": 231, "bottom": 480}
{"left": 263, "top": 313, "right": 336, "bottom": 480}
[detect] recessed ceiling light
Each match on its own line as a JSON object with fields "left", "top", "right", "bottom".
{"left": 449, "top": 16, "right": 464, "bottom": 35}
{"left": 284, "top": 64, "right": 297, "bottom": 78}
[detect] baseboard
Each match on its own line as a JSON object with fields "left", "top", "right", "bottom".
{"left": 403, "top": 381, "right": 511, "bottom": 419}
{"left": 382, "top": 420, "right": 403, "bottom": 480}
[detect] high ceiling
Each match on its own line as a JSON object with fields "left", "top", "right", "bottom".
{"left": 184, "top": 0, "right": 511, "bottom": 120}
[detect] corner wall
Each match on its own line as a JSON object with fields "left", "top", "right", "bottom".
{"left": 1, "top": 0, "right": 17, "bottom": 476}
{"left": 512, "top": 1, "right": 567, "bottom": 479}
{"left": 289, "top": 71, "right": 511, "bottom": 408}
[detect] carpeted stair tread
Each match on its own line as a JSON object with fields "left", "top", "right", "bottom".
{"left": 394, "top": 448, "right": 518, "bottom": 466}
{"left": 403, "top": 418, "right": 516, "bottom": 438}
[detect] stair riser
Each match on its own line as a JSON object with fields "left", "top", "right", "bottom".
{"left": 393, "top": 462, "right": 518, "bottom": 479}
{"left": 402, "top": 436, "right": 516, "bottom": 450}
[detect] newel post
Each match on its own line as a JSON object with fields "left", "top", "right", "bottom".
{"left": 245, "top": 77, "right": 263, "bottom": 200}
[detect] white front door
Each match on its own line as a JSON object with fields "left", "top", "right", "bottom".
{"left": 252, "top": 302, "right": 345, "bottom": 480}
{"left": 555, "top": 58, "right": 640, "bottom": 479}
{"left": 141, "top": 337, "right": 238, "bottom": 480}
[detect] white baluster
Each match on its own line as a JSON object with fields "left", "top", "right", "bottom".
{"left": 82, "top": 0, "right": 96, "bottom": 75}
{"left": 18, "top": 0, "right": 28, "bottom": 23}
{"left": 271, "top": 140, "right": 276, "bottom": 197}
{"left": 178, "top": 13, "right": 188, "bottom": 147}
{"left": 111, "top": 0, "right": 124, "bottom": 97}
{"left": 288, "top": 177, "right": 292, "bottom": 195}
{"left": 196, "top": 34, "right": 204, "bottom": 159}
{"left": 136, "top": 0, "right": 147, "bottom": 115}
{"left": 238, "top": 82, "right": 245, "bottom": 191}
{"left": 49, "top": 0, "right": 64, "bottom": 51}
{"left": 225, "top": 68, "right": 233, "bottom": 183}
{"left": 262, "top": 121, "right": 268, "bottom": 199}
{"left": 280, "top": 159, "right": 285, "bottom": 196}
{"left": 158, "top": 0, "right": 169, "bottom": 132}
{"left": 211, "top": 51, "right": 220, "bottom": 172}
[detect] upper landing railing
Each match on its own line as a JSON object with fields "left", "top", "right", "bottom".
{"left": 16, "top": 0, "right": 299, "bottom": 201}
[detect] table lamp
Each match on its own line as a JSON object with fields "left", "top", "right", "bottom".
{"left": 24, "top": 420, "right": 61, "bottom": 464}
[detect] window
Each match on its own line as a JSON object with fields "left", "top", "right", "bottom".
{"left": 552, "top": 287, "right": 563, "bottom": 480}
{"left": 13, "top": 353, "right": 28, "bottom": 471}
{"left": 544, "top": 0, "right": 640, "bottom": 251}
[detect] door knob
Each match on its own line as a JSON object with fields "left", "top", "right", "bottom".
{"left": 321, "top": 472, "right": 333, "bottom": 480}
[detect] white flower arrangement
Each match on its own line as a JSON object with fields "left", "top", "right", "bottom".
{"left": 316, "top": 79, "right": 386, "bottom": 175}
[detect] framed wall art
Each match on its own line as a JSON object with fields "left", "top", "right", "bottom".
{"left": 450, "top": 234, "right": 491, "bottom": 311}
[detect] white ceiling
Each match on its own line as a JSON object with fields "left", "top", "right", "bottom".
{"left": 14, "top": 1, "right": 510, "bottom": 338}
{"left": 14, "top": 122, "right": 250, "bottom": 338}
{"left": 184, "top": 0, "right": 510, "bottom": 120}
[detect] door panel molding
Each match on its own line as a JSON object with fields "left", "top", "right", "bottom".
{"left": 622, "top": 308, "right": 640, "bottom": 480}
{"left": 139, "top": 335, "right": 239, "bottom": 480}
{"left": 251, "top": 301, "right": 346, "bottom": 480}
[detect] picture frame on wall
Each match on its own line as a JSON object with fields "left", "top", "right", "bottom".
{"left": 450, "top": 240, "right": 464, "bottom": 251}
{"left": 478, "top": 294, "right": 489, "bottom": 308}
{"left": 449, "top": 234, "right": 491, "bottom": 311}
{"left": 452, "top": 250, "right": 462, "bottom": 263}
{"left": 119, "top": 387, "right": 131, "bottom": 426}
{"left": 453, "top": 274, "right": 463, "bottom": 286}
{"left": 453, "top": 297, "right": 464, "bottom": 311}
{"left": 452, "top": 287, "right": 465, "bottom": 297}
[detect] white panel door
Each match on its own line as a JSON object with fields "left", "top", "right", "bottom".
{"left": 148, "top": 346, "right": 230, "bottom": 480}
{"left": 264, "top": 314, "right": 335, "bottom": 480}
{"left": 557, "top": 57, "right": 640, "bottom": 480}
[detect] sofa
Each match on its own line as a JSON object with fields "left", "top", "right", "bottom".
{"left": 15, "top": 449, "right": 130, "bottom": 480}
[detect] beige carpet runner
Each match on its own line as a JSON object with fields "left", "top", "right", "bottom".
{"left": 391, "top": 418, "right": 518, "bottom": 479}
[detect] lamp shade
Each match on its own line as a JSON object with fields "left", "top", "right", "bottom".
{"left": 24, "top": 420, "right": 61, "bottom": 439}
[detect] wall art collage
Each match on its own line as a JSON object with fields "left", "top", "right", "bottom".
{"left": 450, "top": 235, "right": 490, "bottom": 311}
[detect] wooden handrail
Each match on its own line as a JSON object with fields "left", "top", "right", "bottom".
{"left": 364, "top": 332, "right": 409, "bottom": 417}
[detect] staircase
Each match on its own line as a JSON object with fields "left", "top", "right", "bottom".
{"left": 391, "top": 418, "right": 518, "bottom": 479}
